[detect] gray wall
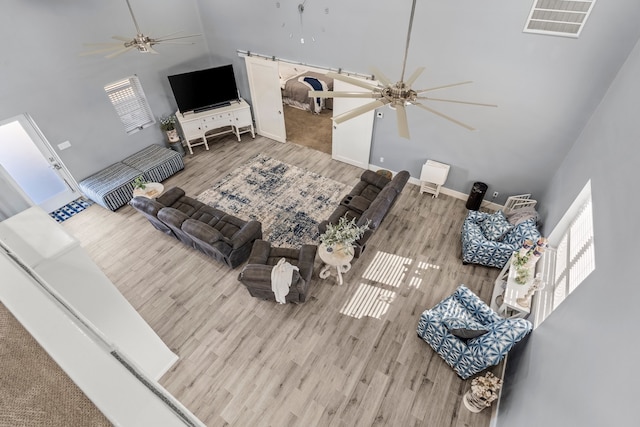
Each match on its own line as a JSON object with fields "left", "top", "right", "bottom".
{"left": 1, "top": 0, "right": 210, "bottom": 181}
{"left": 3, "top": 1, "right": 639, "bottom": 202}
{"left": 196, "top": 0, "right": 640, "bottom": 204}
{"left": 498, "top": 37, "right": 640, "bottom": 427}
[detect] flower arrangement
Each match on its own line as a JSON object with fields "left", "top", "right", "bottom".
{"left": 512, "top": 237, "right": 548, "bottom": 284}
{"left": 470, "top": 372, "right": 503, "bottom": 402}
{"left": 320, "top": 215, "right": 370, "bottom": 255}
{"left": 464, "top": 372, "right": 503, "bottom": 412}
{"left": 159, "top": 114, "right": 177, "bottom": 131}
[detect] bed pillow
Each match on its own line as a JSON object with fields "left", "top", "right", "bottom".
{"left": 442, "top": 317, "right": 489, "bottom": 339}
{"left": 480, "top": 210, "right": 513, "bottom": 241}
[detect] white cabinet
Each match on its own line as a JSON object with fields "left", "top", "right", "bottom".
{"left": 420, "top": 160, "right": 450, "bottom": 198}
{"left": 176, "top": 99, "right": 255, "bottom": 154}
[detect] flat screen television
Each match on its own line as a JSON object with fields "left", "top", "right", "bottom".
{"left": 168, "top": 64, "right": 239, "bottom": 114}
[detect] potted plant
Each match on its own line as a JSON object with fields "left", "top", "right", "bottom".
{"left": 159, "top": 114, "right": 185, "bottom": 156}
{"left": 463, "top": 372, "right": 503, "bottom": 413}
{"left": 319, "top": 215, "right": 370, "bottom": 257}
{"left": 133, "top": 175, "right": 146, "bottom": 190}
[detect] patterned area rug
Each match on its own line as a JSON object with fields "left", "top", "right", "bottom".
{"left": 197, "top": 154, "right": 346, "bottom": 248}
{"left": 49, "top": 198, "right": 92, "bottom": 223}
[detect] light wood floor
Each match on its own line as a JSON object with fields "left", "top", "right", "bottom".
{"left": 62, "top": 136, "right": 499, "bottom": 427}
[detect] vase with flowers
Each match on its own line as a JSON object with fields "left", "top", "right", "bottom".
{"left": 319, "top": 215, "right": 370, "bottom": 257}
{"left": 511, "top": 237, "right": 547, "bottom": 284}
{"left": 463, "top": 372, "right": 503, "bottom": 413}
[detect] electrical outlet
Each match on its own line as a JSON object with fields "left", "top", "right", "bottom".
{"left": 380, "top": 157, "right": 384, "bottom": 163}
{"left": 492, "top": 191, "right": 499, "bottom": 198}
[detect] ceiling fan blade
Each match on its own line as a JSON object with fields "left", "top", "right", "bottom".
{"left": 370, "top": 67, "right": 393, "bottom": 86}
{"left": 79, "top": 45, "right": 125, "bottom": 56}
{"left": 416, "top": 97, "right": 498, "bottom": 108}
{"left": 105, "top": 45, "right": 135, "bottom": 59}
{"left": 395, "top": 103, "right": 410, "bottom": 139}
{"left": 415, "top": 81, "right": 473, "bottom": 93}
{"left": 308, "top": 91, "right": 379, "bottom": 99}
{"left": 412, "top": 102, "right": 476, "bottom": 131}
{"left": 112, "top": 36, "right": 132, "bottom": 42}
{"left": 154, "top": 30, "right": 183, "bottom": 40}
{"left": 154, "top": 34, "right": 201, "bottom": 42}
{"left": 83, "top": 42, "right": 124, "bottom": 47}
{"left": 333, "top": 99, "right": 389, "bottom": 124}
{"left": 326, "top": 72, "right": 380, "bottom": 91}
{"left": 404, "top": 67, "right": 425, "bottom": 86}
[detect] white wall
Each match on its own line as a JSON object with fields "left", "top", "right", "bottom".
{"left": 497, "top": 37, "right": 640, "bottom": 427}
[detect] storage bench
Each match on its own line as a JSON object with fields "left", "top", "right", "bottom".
{"left": 79, "top": 145, "right": 184, "bottom": 211}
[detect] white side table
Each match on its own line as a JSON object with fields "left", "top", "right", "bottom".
{"left": 490, "top": 253, "right": 536, "bottom": 318}
{"left": 420, "top": 160, "right": 450, "bottom": 198}
{"left": 132, "top": 182, "right": 164, "bottom": 199}
{"left": 318, "top": 243, "right": 354, "bottom": 286}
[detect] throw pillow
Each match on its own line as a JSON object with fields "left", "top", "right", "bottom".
{"left": 442, "top": 317, "right": 489, "bottom": 339}
{"left": 479, "top": 210, "right": 513, "bottom": 241}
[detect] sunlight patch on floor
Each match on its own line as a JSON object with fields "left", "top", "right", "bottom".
{"left": 362, "top": 251, "right": 440, "bottom": 289}
{"left": 339, "top": 283, "right": 396, "bottom": 319}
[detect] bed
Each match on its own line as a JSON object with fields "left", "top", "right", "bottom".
{"left": 280, "top": 69, "right": 334, "bottom": 113}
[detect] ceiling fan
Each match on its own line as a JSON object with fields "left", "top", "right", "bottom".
{"left": 80, "top": 0, "right": 200, "bottom": 59}
{"left": 308, "top": 0, "right": 497, "bottom": 138}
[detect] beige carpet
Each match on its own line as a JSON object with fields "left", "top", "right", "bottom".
{"left": 0, "top": 303, "right": 111, "bottom": 427}
{"left": 283, "top": 104, "right": 332, "bottom": 154}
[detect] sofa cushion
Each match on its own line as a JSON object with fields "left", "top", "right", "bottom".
{"left": 502, "top": 218, "right": 541, "bottom": 245}
{"left": 443, "top": 317, "right": 489, "bottom": 339}
{"left": 340, "top": 195, "right": 371, "bottom": 214}
{"left": 479, "top": 210, "right": 513, "bottom": 241}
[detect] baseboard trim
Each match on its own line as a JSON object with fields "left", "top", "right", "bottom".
{"left": 367, "top": 164, "right": 504, "bottom": 211}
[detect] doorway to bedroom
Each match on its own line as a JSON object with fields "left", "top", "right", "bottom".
{"left": 279, "top": 62, "right": 333, "bottom": 154}
{"left": 283, "top": 105, "right": 332, "bottom": 154}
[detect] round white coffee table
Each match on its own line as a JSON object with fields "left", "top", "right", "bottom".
{"left": 318, "top": 243, "right": 354, "bottom": 286}
{"left": 132, "top": 182, "right": 164, "bottom": 199}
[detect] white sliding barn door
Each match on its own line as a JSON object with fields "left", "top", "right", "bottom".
{"left": 244, "top": 56, "right": 286, "bottom": 143}
{"left": 331, "top": 78, "right": 375, "bottom": 169}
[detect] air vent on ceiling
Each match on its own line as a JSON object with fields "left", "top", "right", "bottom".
{"left": 524, "top": 0, "right": 596, "bottom": 38}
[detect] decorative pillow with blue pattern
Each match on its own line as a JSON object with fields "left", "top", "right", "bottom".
{"left": 479, "top": 210, "right": 513, "bottom": 241}
{"left": 442, "top": 317, "right": 489, "bottom": 339}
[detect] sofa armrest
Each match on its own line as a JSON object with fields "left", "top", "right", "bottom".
{"left": 130, "top": 196, "right": 164, "bottom": 216}
{"left": 231, "top": 220, "right": 262, "bottom": 249}
{"left": 246, "top": 239, "right": 271, "bottom": 264}
{"left": 298, "top": 244, "right": 317, "bottom": 283}
{"left": 182, "top": 219, "right": 224, "bottom": 244}
{"left": 238, "top": 264, "right": 304, "bottom": 290}
{"left": 360, "top": 170, "right": 391, "bottom": 189}
{"left": 156, "top": 187, "right": 185, "bottom": 207}
{"left": 467, "top": 318, "right": 532, "bottom": 365}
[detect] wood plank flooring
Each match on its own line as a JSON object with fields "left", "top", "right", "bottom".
{"left": 62, "top": 136, "right": 500, "bottom": 427}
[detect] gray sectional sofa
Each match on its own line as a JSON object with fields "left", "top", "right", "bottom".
{"left": 319, "top": 170, "right": 410, "bottom": 258}
{"left": 78, "top": 144, "right": 184, "bottom": 211}
{"left": 130, "top": 187, "right": 262, "bottom": 268}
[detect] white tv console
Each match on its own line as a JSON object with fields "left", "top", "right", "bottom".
{"left": 176, "top": 98, "right": 255, "bottom": 154}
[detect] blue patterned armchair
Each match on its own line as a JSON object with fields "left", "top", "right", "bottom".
{"left": 416, "top": 285, "right": 532, "bottom": 379}
{"left": 461, "top": 210, "right": 540, "bottom": 269}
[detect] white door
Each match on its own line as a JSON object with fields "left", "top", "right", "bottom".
{"left": 0, "top": 114, "right": 80, "bottom": 213}
{"left": 331, "top": 79, "right": 375, "bottom": 169}
{"left": 244, "top": 56, "right": 286, "bottom": 143}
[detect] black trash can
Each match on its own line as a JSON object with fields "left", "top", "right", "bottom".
{"left": 466, "top": 182, "right": 488, "bottom": 210}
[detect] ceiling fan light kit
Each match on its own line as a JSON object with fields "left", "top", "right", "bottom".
{"left": 308, "top": 0, "right": 497, "bottom": 138}
{"left": 80, "top": 0, "right": 200, "bottom": 59}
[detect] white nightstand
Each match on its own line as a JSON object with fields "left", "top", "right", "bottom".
{"left": 420, "top": 160, "right": 450, "bottom": 198}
